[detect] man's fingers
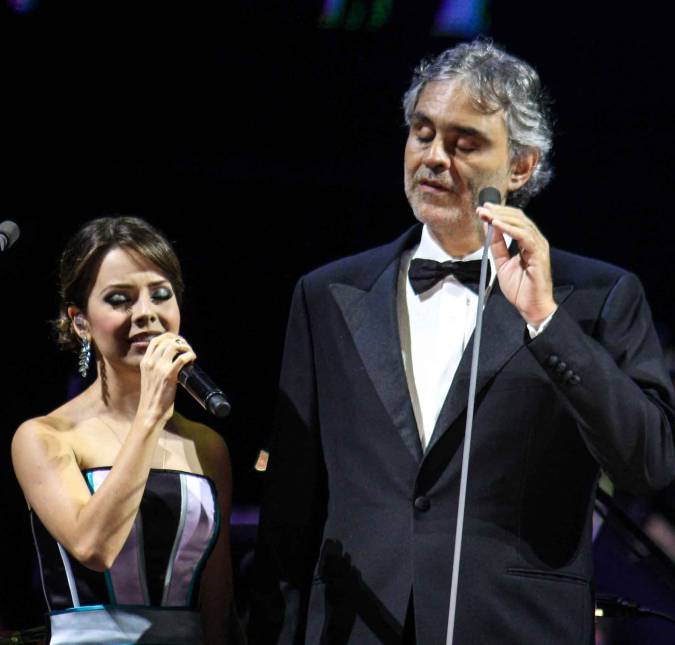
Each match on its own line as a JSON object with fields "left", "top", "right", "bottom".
{"left": 482, "top": 215, "right": 543, "bottom": 257}
{"left": 478, "top": 204, "right": 540, "bottom": 231}
{"left": 485, "top": 221, "right": 509, "bottom": 264}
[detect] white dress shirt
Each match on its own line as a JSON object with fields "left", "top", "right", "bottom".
{"left": 398, "top": 226, "right": 498, "bottom": 450}
{"left": 397, "top": 225, "right": 552, "bottom": 451}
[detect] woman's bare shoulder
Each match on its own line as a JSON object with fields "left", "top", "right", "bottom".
{"left": 15, "top": 408, "right": 75, "bottom": 440}
{"left": 11, "top": 405, "right": 85, "bottom": 482}
{"left": 13, "top": 393, "right": 99, "bottom": 461}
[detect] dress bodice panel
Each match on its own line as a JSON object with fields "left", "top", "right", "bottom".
{"left": 31, "top": 468, "right": 220, "bottom": 613}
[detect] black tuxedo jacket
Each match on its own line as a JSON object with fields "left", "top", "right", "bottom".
{"left": 251, "top": 225, "right": 675, "bottom": 645}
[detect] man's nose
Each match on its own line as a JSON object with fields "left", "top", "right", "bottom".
{"left": 423, "top": 136, "right": 451, "bottom": 172}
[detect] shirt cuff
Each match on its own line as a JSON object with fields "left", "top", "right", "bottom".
{"left": 527, "top": 310, "right": 556, "bottom": 339}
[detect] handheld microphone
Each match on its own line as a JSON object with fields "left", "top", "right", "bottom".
{"left": 0, "top": 221, "right": 20, "bottom": 252}
{"left": 178, "top": 363, "right": 231, "bottom": 419}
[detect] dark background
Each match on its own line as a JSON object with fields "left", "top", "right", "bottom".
{"left": 1, "top": 0, "right": 674, "bottom": 635}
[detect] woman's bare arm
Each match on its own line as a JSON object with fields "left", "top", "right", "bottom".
{"left": 11, "top": 332, "right": 196, "bottom": 571}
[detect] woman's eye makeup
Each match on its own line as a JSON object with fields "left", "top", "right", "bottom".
{"left": 152, "top": 286, "right": 173, "bottom": 301}
{"left": 103, "top": 286, "right": 173, "bottom": 307}
{"left": 104, "top": 292, "right": 130, "bottom": 306}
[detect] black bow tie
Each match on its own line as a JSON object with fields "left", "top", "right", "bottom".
{"left": 408, "top": 258, "right": 490, "bottom": 295}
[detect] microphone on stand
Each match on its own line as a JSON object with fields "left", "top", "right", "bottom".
{"left": 178, "top": 363, "right": 231, "bottom": 419}
{"left": 0, "top": 221, "right": 20, "bottom": 252}
{"left": 477, "top": 186, "right": 500, "bottom": 255}
{"left": 478, "top": 187, "right": 501, "bottom": 209}
{"left": 446, "top": 186, "right": 501, "bottom": 645}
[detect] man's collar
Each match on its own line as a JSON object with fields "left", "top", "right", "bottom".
{"left": 411, "top": 224, "right": 513, "bottom": 288}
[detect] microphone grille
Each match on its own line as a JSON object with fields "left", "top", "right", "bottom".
{"left": 0, "top": 220, "right": 20, "bottom": 248}
{"left": 478, "top": 187, "right": 501, "bottom": 207}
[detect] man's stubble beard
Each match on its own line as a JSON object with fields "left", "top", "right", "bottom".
{"left": 407, "top": 185, "right": 482, "bottom": 238}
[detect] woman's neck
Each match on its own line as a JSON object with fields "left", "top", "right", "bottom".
{"left": 90, "top": 362, "right": 143, "bottom": 422}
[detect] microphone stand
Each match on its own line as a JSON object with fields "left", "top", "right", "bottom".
{"left": 445, "top": 222, "right": 493, "bottom": 645}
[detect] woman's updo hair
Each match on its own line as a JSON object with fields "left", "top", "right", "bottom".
{"left": 54, "top": 216, "right": 184, "bottom": 352}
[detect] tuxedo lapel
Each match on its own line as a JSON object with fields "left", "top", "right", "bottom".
{"left": 425, "top": 283, "right": 575, "bottom": 455}
{"left": 330, "top": 257, "right": 423, "bottom": 463}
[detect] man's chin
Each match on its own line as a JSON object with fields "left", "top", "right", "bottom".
{"left": 412, "top": 204, "right": 472, "bottom": 229}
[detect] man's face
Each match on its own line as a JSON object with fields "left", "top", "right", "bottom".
{"left": 404, "top": 78, "right": 514, "bottom": 232}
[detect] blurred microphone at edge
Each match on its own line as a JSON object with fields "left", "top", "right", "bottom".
{"left": 0, "top": 221, "right": 20, "bottom": 252}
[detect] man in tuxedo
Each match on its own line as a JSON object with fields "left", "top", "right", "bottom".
{"left": 250, "top": 39, "right": 675, "bottom": 644}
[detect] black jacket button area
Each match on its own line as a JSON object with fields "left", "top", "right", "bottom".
{"left": 414, "top": 496, "right": 431, "bottom": 512}
{"left": 554, "top": 361, "right": 567, "bottom": 374}
{"left": 569, "top": 374, "right": 581, "bottom": 386}
{"left": 563, "top": 369, "right": 575, "bottom": 383}
{"left": 546, "top": 355, "right": 560, "bottom": 367}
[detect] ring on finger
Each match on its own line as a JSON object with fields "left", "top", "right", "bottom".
{"left": 175, "top": 337, "right": 187, "bottom": 346}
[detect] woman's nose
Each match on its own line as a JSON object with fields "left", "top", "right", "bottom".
{"left": 132, "top": 294, "right": 158, "bottom": 324}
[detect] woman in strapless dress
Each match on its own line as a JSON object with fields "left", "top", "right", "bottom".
{"left": 12, "top": 216, "right": 238, "bottom": 645}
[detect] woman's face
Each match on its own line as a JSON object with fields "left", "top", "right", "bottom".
{"left": 78, "top": 246, "right": 181, "bottom": 372}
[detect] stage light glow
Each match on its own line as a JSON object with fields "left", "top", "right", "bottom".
{"left": 344, "top": 0, "right": 366, "bottom": 30}
{"left": 6, "top": 0, "right": 38, "bottom": 13}
{"left": 320, "top": 0, "right": 345, "bottom": 28}
{"left": 433, "top": 0, "right": 488, "bottom": 36}
{"left": 370, "top": 0, "right": 392, "bottom": 30}
{"left": 320, "top": 0, "right": 393, "bottom": 30}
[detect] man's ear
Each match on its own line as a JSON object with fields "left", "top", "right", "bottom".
{"left": 508, "top": 148, "right": 539, "bottom": 193}
{"left": 67, "top": 305, "right": 88, "bottom": 339}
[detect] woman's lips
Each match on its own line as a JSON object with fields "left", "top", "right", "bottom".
{"left": 128, "top": 333, "right": 161, "bottom": 349}
{"left": 130, "top": 340, "right": 151, "bottom": 349}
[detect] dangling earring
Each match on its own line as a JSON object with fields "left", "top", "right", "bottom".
{"left": 78, "top": 337, "right": 91, "bottom": 378}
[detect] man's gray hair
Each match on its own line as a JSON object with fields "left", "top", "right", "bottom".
{"left": 403, "top": 39, "right": 553, "bottom": 206}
